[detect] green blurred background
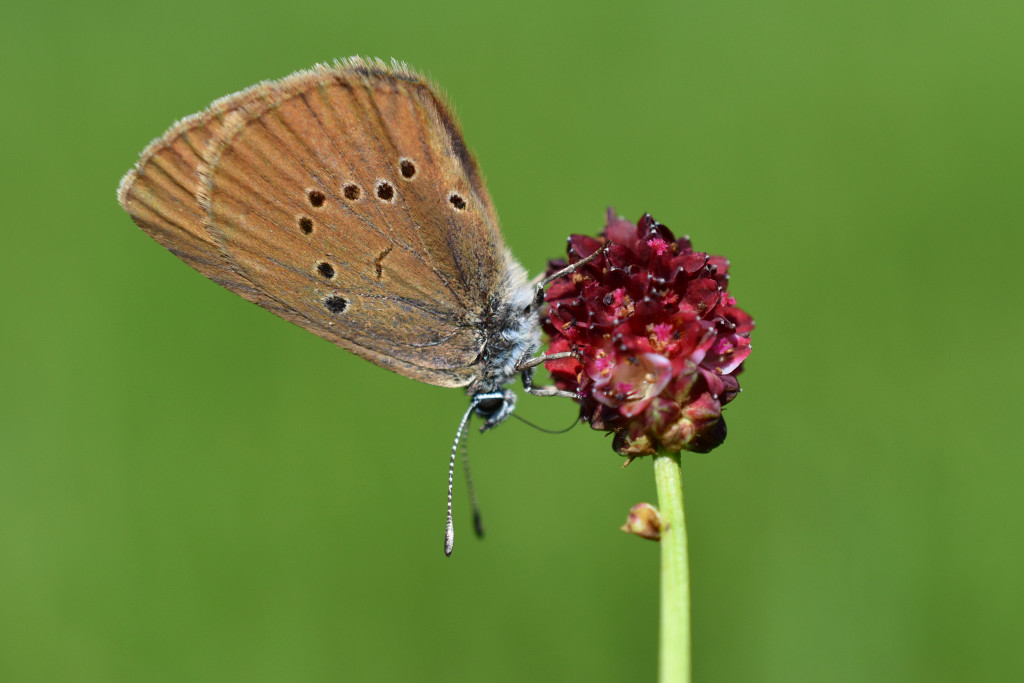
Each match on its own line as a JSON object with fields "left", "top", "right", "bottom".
{"left": 2, "top": 0, "right": 1022, "bottom": 680}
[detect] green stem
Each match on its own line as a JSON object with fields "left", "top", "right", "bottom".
{"left": 654, "top": 450, "right": 691, "bottom": 683}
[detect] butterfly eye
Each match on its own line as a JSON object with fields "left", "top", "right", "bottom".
{"left": 316, "top": 262, "right": 336, "bottom": 280}
{"left": 474, "top": 396, "right": 505, "bottom": 418}
{"left": 298, "top": 216, "right": 314, "bottom": 234}
{"left": 307, "top": 189, "right": 326, "bottom": 207}
{"left": 448, "top": 192, "right": 467, "bottom": 211}
{"left": 376, "top": 181, "right": 395, "bottom": 202}
{"left": 399, "top": 159, "right": 417, "bottom": 179}
{"left": 342, "top": 183, "right": 361, "bottom": 201}
{"left": 324, "top": 296, "right": 348, "bottom": 314}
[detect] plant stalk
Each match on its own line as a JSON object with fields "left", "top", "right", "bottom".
{"left": 654, "top": 450, "right": 691, "bottom": 683}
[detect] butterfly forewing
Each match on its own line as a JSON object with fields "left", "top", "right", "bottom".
{"left": 120, "top": 58, "right": 515, "bottom": 388}
{"left": 357, "top": 75, "right": 506, "bottom": 302}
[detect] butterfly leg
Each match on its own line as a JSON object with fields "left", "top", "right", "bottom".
{"left": 527, "top": 241, "right": 611, "bottom": 312}
{"left": 516, "top": 351, "right": 575, "bottom": 371}
{"left": 527, "top": 386, "right": 579, "bottom": 399}
{"left": 520, "top": 366, "right": 579, "bottom": 399}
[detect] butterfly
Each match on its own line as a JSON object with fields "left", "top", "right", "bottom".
{"left": 117, "top": 57, "right": 603, "bottom": 554}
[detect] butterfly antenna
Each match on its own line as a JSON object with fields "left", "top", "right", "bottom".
{"left": 511, "top": 412, "right": 581, "bottom": 434}
{"left": 445, "top": 400, "right": 478, "bottom": 557}
{"left": 461, "top": 418, "right": 485, "bottom": 538}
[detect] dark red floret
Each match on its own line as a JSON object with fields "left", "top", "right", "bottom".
{"left": 543, "top": 209, "right": 753, "bottom": 458}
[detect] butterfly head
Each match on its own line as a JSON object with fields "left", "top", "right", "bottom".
{"left": 472, "top": 389, "right": 518, "bottom": 432}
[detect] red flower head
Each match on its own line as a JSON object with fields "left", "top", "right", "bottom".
{"left": 543, "top": 209, "right": 754, "bottom": 459}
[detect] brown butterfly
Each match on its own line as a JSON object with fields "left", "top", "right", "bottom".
{"left": 117, "top": 57, "right": 602, "bottom": 554}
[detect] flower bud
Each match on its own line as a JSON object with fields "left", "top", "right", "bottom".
{"left": 621, "top": 503, "right": 662, "bottom": 541}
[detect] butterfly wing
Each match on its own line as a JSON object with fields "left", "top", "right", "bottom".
{"left": 116, "top": 96, "right": 282, "bottom": 311}
{"left": 119, "top": 59, "right": 514, "bottom": 388}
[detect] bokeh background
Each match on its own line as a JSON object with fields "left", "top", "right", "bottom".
{"left": 2, "top": 1, "right": 1022, "bottom": 681}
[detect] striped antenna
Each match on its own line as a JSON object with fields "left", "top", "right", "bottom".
{"left": 461, "top": 419, "right": 485, "bottom": 538}
{"left": 444, "top": 398, "right": 481, "bottom": 556}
